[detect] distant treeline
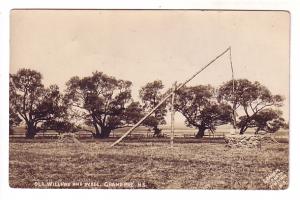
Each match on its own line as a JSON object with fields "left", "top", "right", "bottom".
{"left": 9, "top": 68, "right": 288, "bottom": 139}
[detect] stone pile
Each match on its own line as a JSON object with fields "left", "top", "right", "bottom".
{"left": 224, "top": 134, "right": 275, "bottom": 148}
{"left": 224, "top": 134, "right": 262, "bottom": 148}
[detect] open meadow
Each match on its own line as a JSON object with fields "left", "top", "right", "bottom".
{"left": 9, "top": 138, "right": 288, "bottom": 189}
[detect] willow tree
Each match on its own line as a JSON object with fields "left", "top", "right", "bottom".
{"left": 65, "top": 71, "right": 142, "bottom": 138}
{"left": 218, "top": 79, "right": 285, "bottom": 134}
{"left": 175, "top": 85, "right": 231, "bottom": 138}
{"left": 9, "top": 69, "right": 70, "bottom": 138}
{"left": 242, "top": 109, "right": 287, "bottom": 134}
{"left": 139, "top": 80, "right": 167, "bottom": 137}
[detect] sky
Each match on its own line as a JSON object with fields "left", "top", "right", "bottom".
{"left": 10, "top": 10, "right": 290, "bottom": 125}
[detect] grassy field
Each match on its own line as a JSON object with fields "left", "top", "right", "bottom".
{"left": 9, "top": 140, "right": 288, "bottom": 189}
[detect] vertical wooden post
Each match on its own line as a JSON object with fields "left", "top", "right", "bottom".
{"left": 229, "top": 47, "right": 237, "bottom": 135}
{"left": 170, "top": 82, "right": 176, "bottom": 147}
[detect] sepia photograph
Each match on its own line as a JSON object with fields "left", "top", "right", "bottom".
{"left": 9, "top": 9, "right": 289, "bottom": 189}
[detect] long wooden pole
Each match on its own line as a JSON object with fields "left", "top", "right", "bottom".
{"left": 175, "top": 47, "right": 231, "bottom": 92}
{"left": 110, "top": 47, "right": 231, "bottom": 147}
{"left": 229, "top": 47, "right": 237, "bottom": 133}
{"left": 110, "top": 90, "right": 173, "bottom": 147}
{"left": 170, "top": 82, "right": 176, "bottom": 147}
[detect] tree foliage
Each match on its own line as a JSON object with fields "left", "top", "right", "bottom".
{"left": 9, "top": 69, "right": 71, "bottom": 138}
{"left": 9, "top": 107, "right": 22, "bottom": 134}
{"left": 239, "top": 109, "right": 286, "bottom": 134}
{"left": 64, "top": 71, "right": 142, "bottom": 138}
{"left": 139, "top": 80, "right": 167, "bottom": 137}
{"left": 218, "top": 79, "right": 285, "bottom": 134}
{"left": 10, "top": 68, "right": 287, "bottom": 139}
{"left": 175, "top": 85, "right": 232, "bottom": 138}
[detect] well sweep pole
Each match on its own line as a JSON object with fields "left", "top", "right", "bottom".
{"left": 110, "top": 47, "right": 231, "bottom": 147}
{"left": 229, "top": 47, "right": 237, "bottom": 133}
{"left": 110, "top": 90, "right": 174, "bottom": 147}
{"left": 170, "top": 82, "right": 176, "bottom": 147}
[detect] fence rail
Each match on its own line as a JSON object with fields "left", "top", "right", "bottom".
{"left": 9, "top": 131, "right": 227, "bottom": 139}
{"left": 10, "top": 129, "right": 288, "bottom": 139}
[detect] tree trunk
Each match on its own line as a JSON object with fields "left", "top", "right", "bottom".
{"left": 92, "top": 122, "right": 101, "bottom": 137}
{"left": 239, "top": 125, "right": 248, "bottom": 135}
{"left": 97, "top": 127, "right": 111, "bottom": 138}
{"left": 153, "top": 126, "right": 162, "bottom": 137}
{"left": 25, "top": 122, "right": 37, "bottom": 139}
{"left": 196, "top": 126, "right": 206, "bottom": 138}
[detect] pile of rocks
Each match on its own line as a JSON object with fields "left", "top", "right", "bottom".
{"left": 224, "top": 134, "right": 278, "bottom": 148}
{"left": 224, "top": 134, "right": 262, "bottom": 148}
